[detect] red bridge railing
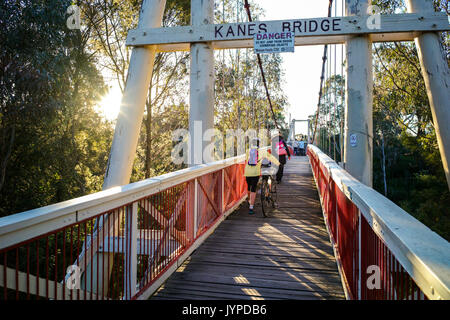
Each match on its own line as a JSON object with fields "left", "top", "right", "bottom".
{"left": 2, "top": 145, "right": 448, "bottom": 300}
{"left": 0, "top": 155, "right": 247, "bottom": 300}
{"left": 308, "top": 144, "right": 450, "bottom": 300}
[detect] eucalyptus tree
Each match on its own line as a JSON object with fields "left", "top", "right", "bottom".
{"left": 82, "top": 0, "right": 191, "bottom": 179}
{"left": 0, "top": 0, "right": 112, "bottom": 215}
{"left": 371, "top": 0, "right": 450, "bottom": 240}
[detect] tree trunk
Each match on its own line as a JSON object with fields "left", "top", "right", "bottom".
{"left": 381, "top": 133, "right": 388, "bottom": 196}
{"left": 0, "top": 125, "right": 15, "bottom": 193}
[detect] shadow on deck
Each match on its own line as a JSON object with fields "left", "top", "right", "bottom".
{"left": 151, "top": 156, "right": 345, "bottom": 300}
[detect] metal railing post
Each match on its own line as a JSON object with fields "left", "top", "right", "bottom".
{"left": 334, "top": 172, "right": 340, "bottom": 249}
{"left": 124, "top": 202, "right": 138, "bottom": 299}
{"left": 358, "top": 210, "right": 362, "bottom": 300}
{"left": 194, "top": 178, "right": 198, "bottom": 237}
{"left": 221, "top": 169, "right": 225, "bottom": 214}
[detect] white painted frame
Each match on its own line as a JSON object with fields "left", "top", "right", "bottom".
{"left": 126, "top": 13, "right": 449, "bottom": 51}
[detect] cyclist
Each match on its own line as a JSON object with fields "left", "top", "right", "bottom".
{"left": 271, "top": 133, "right": 291, "bottom": 183}
{"left": 244, "top": 138, "right": 280, "bottom": 215}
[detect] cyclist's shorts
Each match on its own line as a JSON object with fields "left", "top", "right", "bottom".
{"left": 246, "top": 176, "right": 259, "bottom": 192}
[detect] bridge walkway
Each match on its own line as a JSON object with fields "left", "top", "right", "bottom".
{"left": 151, "top": 156, "right": 345, "bottom": 300}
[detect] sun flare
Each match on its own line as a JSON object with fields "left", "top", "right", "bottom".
{"left": 97, "top": 85, "right": 122, "bottom": 121}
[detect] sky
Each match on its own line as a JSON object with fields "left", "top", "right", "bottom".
{"left": 256, "top": 0, "right": 340, "bottom": 135}
{"left": 97, "top": 0, "right": 340, "bottom": 136}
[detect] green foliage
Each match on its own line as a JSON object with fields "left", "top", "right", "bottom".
{"left": 315, "top": 73, "right": 345, "bottom": 161}
{"left": 134, "top": 102, "right": 189, "bottom": 181}
{"left": 371, "top": 0, "right": 450, "bottom": 241}
{"left": 0, "top": 0, "right": 112, "bottom": 216}
{"left": 214, "top": 1, "right": 289, "bottom": 140}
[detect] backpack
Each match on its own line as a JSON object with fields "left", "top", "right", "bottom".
{"left": 276, "top": 141, "right": 288, "bottom": 156}
{"left": 248, "top": 148, "right": 259, "bottom": 166}
{"left": 261, "top": 158, "right": 271, "bottom": 167}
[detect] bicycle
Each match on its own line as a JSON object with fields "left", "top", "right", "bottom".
{"left": 259, "top": 159, "right": 278, "bottom": 217}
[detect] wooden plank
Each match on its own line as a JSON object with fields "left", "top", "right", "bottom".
{"left": 223, "top": 218, "right": 325, "bottom": 226}
{"left": 218, "top": 217, "right": 328, "bottom": 228}
{"left": 166, "top": 272, "right": 344, "bottom": 294}
{"left": 224, "top": 217, "right": 325, "bottom": 225}
{"left": 166, "top": 275, "right": 345, "bottom": 295}
{"left": 198, "top": 239, "right": 332, "bottom": 252}
{"left": 210, "top": 229, "right": 331, "bottom": 240}
{"left": 154, "top": 282, "right": 340, "bottom": 300}
{"left": 210, "top": 224, "right": 330, "bottom": 237}
{"left": 199, "top": 239, "right": 334, "bottom": 253}
{"left": 175, "top": 259, "right": 343, "bottom": 282}
{"left": 226, "top": 210, "right": 324, "bottom": 218}
{"left": 201, "top": 239, "right": 334, "bottom": 253}
{"left": 189, "top": 252, "right": 339, "bottom": 271}
{"left": 205, "top": 236, "right": 333, "bottom": 250}
{"left": 225, "top": 212, "right": 324, "bottom": 221}
{"left": 198, "top": 245, "right": 335, "bottom": 259}
{"left": 206, "top": 232, "right": 333, "bottom": 247}
{"left": 216, "top": 220, "right": 330, "bottom": 233}
{"left": 154, "top": 288, "right": 275, "bottom": 300}
{"left": 204, "top": 237, "right": 334, "bottom": 251}
{"left": 212, "top": 226, "right": 330, "bottom": 236}
{"left": 201, "top": 239, "right": 335, "bottom": 253}
{"left": 161, "top": 279, "right": 342, "bottom": 297}
{"left": 155, "top": 280, "right": 343, "bottom": 300}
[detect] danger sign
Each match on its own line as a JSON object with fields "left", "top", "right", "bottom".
{"left": 254, "top": 32, "right": 295, "bottom": 54}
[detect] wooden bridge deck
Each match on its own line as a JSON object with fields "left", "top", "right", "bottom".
{"left": 151, "top": 156, "right": 345, "bottom": 300}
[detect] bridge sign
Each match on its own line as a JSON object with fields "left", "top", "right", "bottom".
{"left": 350, "top": 133, "right": 357, "bottom": 147}
{"left": 125, "top": 13, "right": 450, "bottom": 52}
{"left": 254, "top": 32, "right": 295, "bottom": 54}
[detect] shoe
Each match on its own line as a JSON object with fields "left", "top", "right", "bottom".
{"left": 248, "top": 208, "right": 255, "bottom": 215}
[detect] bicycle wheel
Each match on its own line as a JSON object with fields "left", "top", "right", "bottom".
{"left": 269, "top": 175, "right": 278, "bottom": 206}
{"left": 261, "top": 178, "right": 274, "bottom": 217}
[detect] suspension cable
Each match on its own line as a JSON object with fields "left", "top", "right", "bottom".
{"left": 243, "top": 0, "right": 280, "bottom": 130}
{"left": 312, "top": 0, "right": 334, "bottom": 145}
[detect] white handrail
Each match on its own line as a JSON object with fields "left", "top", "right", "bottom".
{"left": 0, "top": 154, "right": 245, "bottom": 250}
{"left": 308, "top": 144, "right": 450, "bottom": 300}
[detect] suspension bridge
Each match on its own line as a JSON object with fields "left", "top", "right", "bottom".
{"left": 1, "top": 0, "right": 449, "bottom": 300}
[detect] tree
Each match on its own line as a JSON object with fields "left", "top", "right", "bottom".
{"left": 0, "top": 0, "right": 112, "bottom": 216}
{"left": 82, "top": 0, "right": 191, "bottom": 179}
{"left": 316, "top": 74, "right": 345, "bottom": 161}
{"left": 371, "top": 0, "right": 450, "bottom": 240}
{"left": 214, "top": 0, "right": 289, "bottom": 148}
